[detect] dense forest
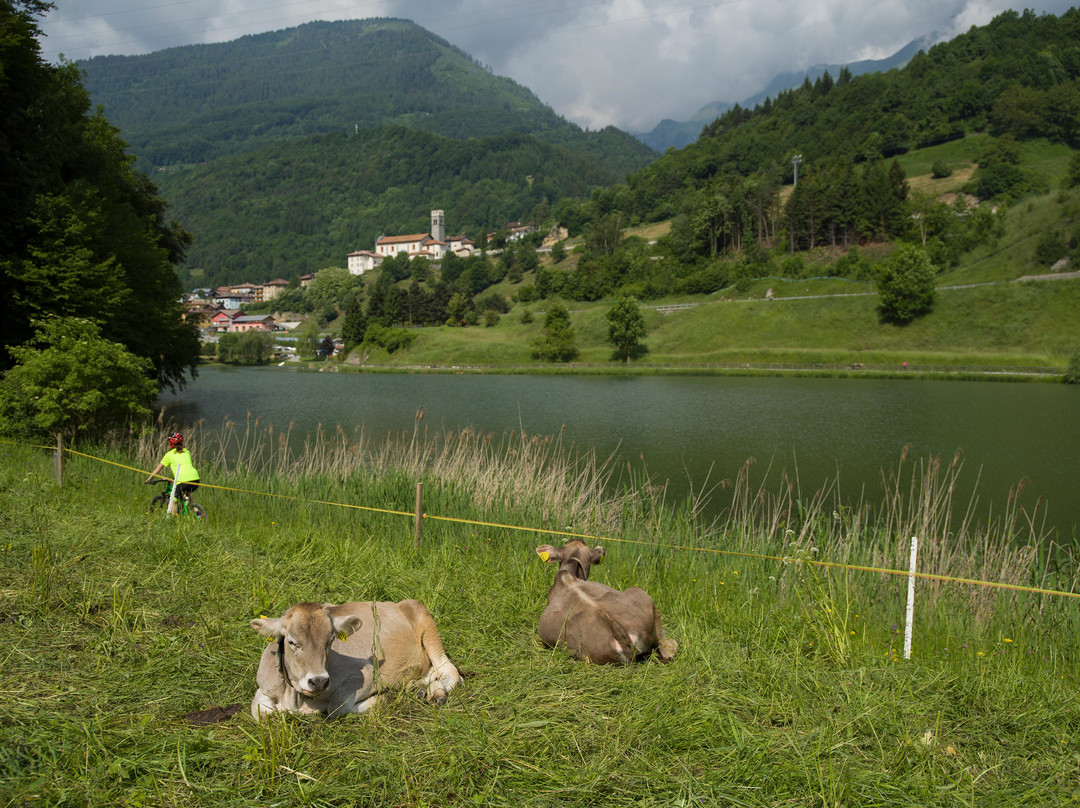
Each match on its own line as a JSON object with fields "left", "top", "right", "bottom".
{"left": 77, "top": 18, "right": 654, "bottom": 173}
{"left": 76, "top": 17, "right": 656, "bottom": 288}
{"left": 523, "top": 7, "right": 1080, "bottom": 304}
{"left": 615, "top": 8, "right": 1080, "bottom": 225}
{"left": 0, "top": 0, "right": 198, "bottom": 393}
{"left": 153, "top": 125, "right": 646, "bottom": 287}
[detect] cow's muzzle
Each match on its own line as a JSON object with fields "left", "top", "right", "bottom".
{"left": 302, "top": 674, "right": 330, "bottom": 695}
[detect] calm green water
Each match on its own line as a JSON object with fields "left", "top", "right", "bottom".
{"left": 160, "top": 366, "right": 1080, "bottom": 539}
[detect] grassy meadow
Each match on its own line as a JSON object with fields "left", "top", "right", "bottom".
{"left": 336, "top": 140, "right": 1080, "bottom": 373}
{"left": 353, "top": 278, "right": 1080, "bottom": 371}
{"left": 2, "top": 423, "right": 1080, "bottom": 807}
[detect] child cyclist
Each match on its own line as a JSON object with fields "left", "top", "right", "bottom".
{"left": 146, "top": 432, "right": 201, "bottom": 515}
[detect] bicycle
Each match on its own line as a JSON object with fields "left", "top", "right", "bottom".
{"left": 147, "top": 478, "right": 207, "bottom": 520}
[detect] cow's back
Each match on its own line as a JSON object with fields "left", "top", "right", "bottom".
{"left": 540, "top": 580, "right": 661, "bottom": 664}
{"left": 328, "top": 600, "right": 436, "bottom": 687}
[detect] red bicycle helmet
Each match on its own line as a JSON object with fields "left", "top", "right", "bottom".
{"left": 168, "top": 432, "right": 184, "bottom": 448}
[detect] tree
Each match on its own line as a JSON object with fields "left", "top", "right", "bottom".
{"left": 305, "top": 267, "right": 361, "bottom": 313}
{"left": 876, "top": 245, "right": 936, "bottom": 324}
{"left": 605, "top": 297, "right": 647, "bottom": 362}
{"left": 1063, "top": 152, "right": 1080, "bottom": 190}
{"left": 295, "top": 319, "right": 321, "bottom": 358}
{"left": 1065, "top": 349, "right": 1080, "bottom": 384}
{"left": 340, "top": 290, "right": 367, "bottom": 353}
{"left": 693, "top": 187, "right": 734, "bottom": 258}
{"left": 0, "top": 317, "right": 157, "bottom": 439}
{"left": 445, "top": 292, "right": 473, "bottom": 326}
{"left": 531, "top": 303, "right": 578, "bottom": 362}
{"left": 584, "top": 213, "right": 624, "bottom": 257}
{"left": 0, "top": 1, "right": 198, "bottom": 392}
{"left": 217, "top": 331, "right": 276, "bottom": 365}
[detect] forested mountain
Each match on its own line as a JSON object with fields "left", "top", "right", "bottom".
{"left": 75, "top": 17, "right": 656, "bottom": 287}
{"left": 606, "top": 8, "right": 1080, "bottom": 225}
{"left": 153, "top": 126, "right": 638, "bottom": 284}
{"left": 518, "top": 8, "right": 1080, "bottom": 310}
{"left": 636, "top": 35, "right": 929, "bottom": 152}
{"left": 77, "top": 18, "right": 655, "bottom": 172}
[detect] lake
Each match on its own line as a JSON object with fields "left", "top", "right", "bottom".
{"left": 159, "top": 366, "right": 1080, "bottom": 539}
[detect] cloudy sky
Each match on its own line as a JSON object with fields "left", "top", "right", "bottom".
{"left": 37, "top": 0, "right": 1077, "bottom": 133}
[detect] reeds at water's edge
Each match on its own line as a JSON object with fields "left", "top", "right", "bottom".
{"left": 127, "top": 411, "right": 1079, "bottom": 622}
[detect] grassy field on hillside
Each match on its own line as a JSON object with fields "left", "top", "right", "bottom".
{"left": 353, "top": 278, "right": 1080, "bottom": 370}
{"left": 2, "top": 427, "right": 1079, "bottom": 806}
{"left": 340, "top": 147, "right": 1080, "bottom": 373}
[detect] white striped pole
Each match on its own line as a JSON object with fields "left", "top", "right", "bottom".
{"left": 904, "top": 535, "right": 918, "bottom": 659}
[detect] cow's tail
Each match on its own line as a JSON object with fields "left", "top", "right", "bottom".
{"left": 417, "top": 611, "right": 461, "bottom": 704}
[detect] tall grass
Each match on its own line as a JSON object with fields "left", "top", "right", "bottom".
{"left": 125, "top": 417, "right": 1077, "bottom": 623}
{"left": 3, "top": 426, "right": 1079, "bottom": 806}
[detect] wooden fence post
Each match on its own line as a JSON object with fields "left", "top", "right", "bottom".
{"left": 53, "top": 433, "right": 64, "bottom": 486}
{"left": 414, "top": 482, "right": 423, "bottom": 547}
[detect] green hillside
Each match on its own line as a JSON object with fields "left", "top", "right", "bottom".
{"left": 77, "top": 18, "right": 655, "bottom": 172}
{"left": 326, "top": 137, "right": 1080, "bottom": 372}
{"left": 154, "top": 125, "right": 643, "bottom": 285}
{"left": 75, "top": 18, "right": 656, "bottom": 288}
{"left": 613, "top": 8, "right": 1080, "bottom": 224}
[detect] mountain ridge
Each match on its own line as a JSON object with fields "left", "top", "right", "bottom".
{"left": 78, "top": 18, "right": 656, "bottom": 169}
{"left": 634, "top": 34, "right": 932, "bottom": 152}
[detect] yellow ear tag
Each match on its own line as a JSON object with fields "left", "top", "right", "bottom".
{"left": 337, "top": 632, "right": 348, "bottom": 642}
{"left": 538, "top": 551, "right": 550, "bottom": 562}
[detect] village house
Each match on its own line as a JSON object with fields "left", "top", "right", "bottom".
{"left": 260, "top": 278, "right": 289, "bottom": 301}
{"left": 445, "top": 233, "right": 476, "bottom": 255}
{"left": 348, "top": 210, "right": 476, "bottom": 275}
{"left": 506, "top": 221, "right": 538, "bottom": 241}
{"left": 231, "top": 314, "right": 276, "bottom": 333}
{"left": 347, "top": 250, "right": 383, "bottom": 275}
{"left": 182, "top": 299, "right": 221, "bottom": 330}
{"left": 210, "top": 309, "right": 243, "bottom": 332}
{"left": 212, "top": 287, "right": 255, "bottom": 310}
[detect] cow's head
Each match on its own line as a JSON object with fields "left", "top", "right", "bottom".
{"left": 251, "top": 603, "right": 361, "bottom": 697}
{"left": 536, "top": 540, "right": 605, "bottom": 580}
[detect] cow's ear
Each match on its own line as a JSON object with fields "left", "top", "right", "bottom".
{"left": 591, "top": 546, "right": 606, "bottom": 565}
{"left": 251, "top": 616, "right": 284, "bottom": 638}
{"left": 537, "top": 545, "right": 560, "bottom": 563}
{"left": 331, "top": 614, "right": 362, "bottom": 640}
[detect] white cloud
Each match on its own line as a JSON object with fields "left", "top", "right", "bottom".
{"left": 38, "top": 0, "right": 1077, "bottom": 132}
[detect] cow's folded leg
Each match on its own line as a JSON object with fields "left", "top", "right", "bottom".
{"left": 353, "top": 693, "right": 383, "bottom": 714}
{"left": 250, "top": 689, "right": 279, "bottom": 720}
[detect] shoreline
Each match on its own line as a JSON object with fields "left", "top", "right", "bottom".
{"left": 258, "top": 359, "right": 1065, "bottom": 382}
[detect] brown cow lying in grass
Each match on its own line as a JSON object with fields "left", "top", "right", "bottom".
{"left": 250, "top": 600, "right": 460, "bottom": 719}
{"left": 536, "top": 540, "right": 678, "bottom": 664}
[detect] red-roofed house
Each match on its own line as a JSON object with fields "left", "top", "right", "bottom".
{"left": 261, "top": 279, "right": 289, "bottom": 300}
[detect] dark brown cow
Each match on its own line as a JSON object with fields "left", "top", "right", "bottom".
{"left": 250, "top": 600, "right": 460, "bottom": 719}
{"left": 536, "top": 540, "right": 677, "bottom": 664}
